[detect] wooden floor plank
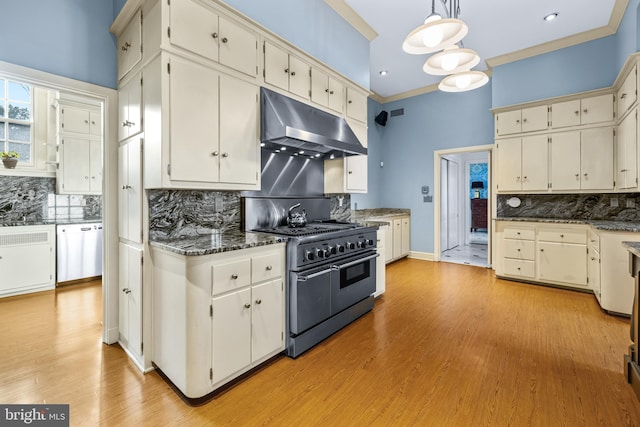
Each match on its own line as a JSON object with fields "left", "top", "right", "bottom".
{"left": 1, "top": 260, "right": 639, "bottom": 426}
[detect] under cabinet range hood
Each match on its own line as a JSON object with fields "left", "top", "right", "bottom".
{"left": 260, "top": 87, "right": 367, "bottom": 159}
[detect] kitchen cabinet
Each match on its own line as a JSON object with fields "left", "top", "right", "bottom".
{"left": 118, "top": 71, "right": 142, "bottom": 142}
{"left": 549, "top": 128, "right": 614, "bottom": 191}
{"left": 588, "top": 230, "right": 601, "bottom": 303}
{"left": 169, "top": 0, "right": 258, "bottom": 78}
{"left": 119, "top": 242, "right": 143, "bottom": 360}
{"left": 368, "top": 216, "right": 410, "bottom": 263}
{"left": 617, "top": 63, "right": 637, "bottom": 118}
{"left": 117, "top": 9, "right": 142, "bottom": 81}
{"left": 374, "top": 224, "right": 387, "bottom": 296}
{"left": 143, "top": 54, "right": 260, "bottom": 190}
{"left": 58, "top": 137, "right": 102, "bottom": 194}
{"left": 495, "top": 105, "right": 548, "bottom": 136}
{"left": 311, "top": 67, "right": 345, "bottom": 113}
{"left": 537, "top": 227, "right": 588, "bottom": 288}
{"left": 264, "top": 41, "right": 310, "bottom": 100}
{"left": 496, "top": 135, "right": 548, "bottom": 192}
{"left": 597, "top": 231, "right": 636, "bottom": 315}
{"left": 324, "top": 120, "right": 368, "bottom": 194}
{"left": 499, "top": 225, "right": 536, "bottom": 279}
{"left": 152, "top": 244, "right": 285, "bottom": 398}
{"left": 0, "top": 225, "right": 55, "bottom": 297}
{"left": 346, "top": 86, "right": 368, "bottom": 123}
{"left": 61, "top": 105, "right": 102, "bottom": 136}
{"left": 550, "top": 94, "right": 614, "bottom": 129}
{"left": 118, "top": 136, "right": 142, "bottom": 244}
{"left": 617, "top": 107, "right": 638, "bottom": 190}
{"left": 401, "top": 217, "right": 410, "bottom": 256}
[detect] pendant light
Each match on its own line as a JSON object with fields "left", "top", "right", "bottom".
{"left": 402, "top": 0, "right": 468, "bottom": 54}
{"left": 438, "top": 70, "right": 489, "bottom": 92}
{"left": 423, "top": 44, "right": 480, "bottom": 75}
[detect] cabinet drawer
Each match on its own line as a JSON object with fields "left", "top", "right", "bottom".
{"left": 212, "top": 258, "right": 251, "bottom": 295}
{"left": 589, "top": 230, "right": 600, "bottom": 252}
{"left": 503, "top": 228, "right": 535, "bottom": 240}
{"left": 537, "top": 229, "right": 586, "bottom": 244}
{"left": 504, "top": 259, "right": 535, "bottom": 278}
{"left": 504, "top": 239, "right": 535, "bottom": 260}
{"left": 251, "top": 252, "right": 282, "bottom": 283}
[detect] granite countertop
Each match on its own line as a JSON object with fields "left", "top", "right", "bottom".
{"left": 496, "top": 217, "right": 640, "bottom": 232}
{"left": 623, "top": 241, "right": 640, "bottom": 258}
{"left": 150, "top": 230, "right": 286, "bottom": 256}
{"left": 0, "top": 218, "right": 102, "bottom": 227}
{"left": 352, "top": 208, "right": 411, "bottom": 223}
{"left": 359, "top": 219, "right": 391, "bottom": 226}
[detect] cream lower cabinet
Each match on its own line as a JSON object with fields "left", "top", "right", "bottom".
{"left": 368, "top": 216, "right": 410, "bottom": 263}
{"left": 374, "top": 225, "right": 387, "bottom": 296}
{"left": 597, "top": 231, "right": 636, "bottom": 315}
{"left": 118, "top": 136, "right": 142, "bottom": 243}
{"left": 119, "top": 242, "right": 143, "bottom": 360}
{"left": 496, "top": 221, "right": 588, "bottom": 291}
{"left": 588, "top": 230, "right": 601, "bottom": 303}
{"left": 152, "top": 244, "right": 285, "bottom": 399}
{"left": 496, "top": 135, "right": 548, "bottom": 192}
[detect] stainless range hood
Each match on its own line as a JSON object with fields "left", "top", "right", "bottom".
{"left": 261, "top": 87, "right": 367, "bottom": 159}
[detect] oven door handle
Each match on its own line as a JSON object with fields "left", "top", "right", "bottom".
{"left": 297, "top": 267, "right": 333, "bottom": 282}
{"left": 331, "top": 253, "right": 380, "bottom": 270}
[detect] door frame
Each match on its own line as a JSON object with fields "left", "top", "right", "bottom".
{"left": 434, "top": 144, "right": 493, "bottom": 264}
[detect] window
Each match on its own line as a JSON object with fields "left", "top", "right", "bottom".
{"left": 0, "top": 79, "right": 33, "bottom": 163}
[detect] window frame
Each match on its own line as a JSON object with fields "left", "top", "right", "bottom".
{"left": 0, "top": 77, "right": 34, "bottom": 165}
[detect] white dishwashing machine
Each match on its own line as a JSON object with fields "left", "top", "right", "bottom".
{"left": 56, "top": 223, "right": 103, "bottom": 283}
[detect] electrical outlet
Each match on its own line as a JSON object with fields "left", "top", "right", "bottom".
{"left": 611, "top": 197, "right": 619, "bottom": 207}
{"left": 627, "top": 199, "right": 635, "bottom": 208}
{"left": 423, "top": 195, "right": 432, "bottom": 203}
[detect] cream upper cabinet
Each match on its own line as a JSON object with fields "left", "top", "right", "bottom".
{"left": 551, "top": 94, "right": 614, "bottom": 129}
{"left": 495, "top": 105, "right": 548, "bottom": 136}
{"left": 617, "top": 64, "right": 637, "bottom": 118}
{"left": 264, "top": 41, "right": 310, "bottom": 100}
{"left": 117, "top": 9, "right": 142, "bottom": 81}
{"left": 324, "top": 120, "right": 367, "bottom": 194}
{"left": 346, "top": 87, "right": 368, "bottom": 123}
{"left": 61, "top": 105, "right": 101, "bottom": 135}
{"left": 616, "top": 108, "right": 638, "bottom": 190}
{"left": 550, "top": 129, "right": 614, "bottom": 191}
{"left": 169, "top": 0, "right": 258, "bottom": 78}
{"left": 118, "top": 71, "right": 142, "bottom": 142}
{"left": 496, "top": 135, "right": 548, "bottom": 192}
{"left": 311, "top": 67, "right": 345, "bottom": 113}
{"left": 118, "top": 137, "right": 142, "bottom": 244}
{"left": 167, "top": 55, "right": 259, "bottom": 187}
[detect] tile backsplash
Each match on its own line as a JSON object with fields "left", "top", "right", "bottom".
{"left": 0, "top": 176, "right": 101, "bottom": 223}
{"left": 497, "top": 193, "right": 640, "bottom": 221}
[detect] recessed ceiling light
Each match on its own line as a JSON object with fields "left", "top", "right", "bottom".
{"left": 544, "top": 12, "right": 558, "bottom": 21}
{"left": 379, "top": 70, "right": 389, "bottom": 76}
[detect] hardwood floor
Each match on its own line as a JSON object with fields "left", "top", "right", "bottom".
{"left": 1, "top": 260, "right": 640, "bottom": 426}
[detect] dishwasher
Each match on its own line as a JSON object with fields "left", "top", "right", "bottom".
{"left": 56, "top": 223, "right": 103, "bottom": 283}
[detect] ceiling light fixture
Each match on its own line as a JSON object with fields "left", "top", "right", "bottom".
{"left": 544, "top": 12, "right": 558, "bottom": 21}
{"left": 402, "top": 0, "right": 467, "bottom": 54}
{"left": 423, "top": 44, "right": 480, "bottom": 75}
{"left": 438, "top": 70, "right": 489, "bottom": 92}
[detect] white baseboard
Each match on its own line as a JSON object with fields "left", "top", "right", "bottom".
{"left": 408, "top": 251, "right": 434, "bottom": 261}
{"left": 105, "top": 326, "right": 119, "bottom": 345}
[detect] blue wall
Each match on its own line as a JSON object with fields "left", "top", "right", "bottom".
{"left": 616, "top": 0, "right": 640, "bottom": 69}
{"left": 0, "top": 0, "right": 117, "bottom": 89}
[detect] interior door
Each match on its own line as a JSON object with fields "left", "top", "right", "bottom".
{"left": 440, "top": 158, "right": 448, "bottom": 251}
{"left": 447, "top": 160, "right": 460, "bottom": 249}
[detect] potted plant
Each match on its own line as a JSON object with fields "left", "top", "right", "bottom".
{"left": 0, "top": 151, "right": 19, "bottom": 169}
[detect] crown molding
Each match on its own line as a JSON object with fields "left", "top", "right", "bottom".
{"left": 323, "top": 0, "right": 378, "bottom": 41}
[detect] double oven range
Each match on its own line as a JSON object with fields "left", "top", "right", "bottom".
{"left": 244, "top": 197, "right": 378, "bottom": 358}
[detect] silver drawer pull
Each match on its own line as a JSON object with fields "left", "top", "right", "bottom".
{"left": 244, "top": 303, "right": 251, "bottom": 309}
{"left": 266, "top": 265, "right": 273, "bottom": 271}
{"left": 297, "top": 268, "right": 332, "bottom": 281}
{"left": 255, "top": 299, "right": 262, "bottom": 305}
{"left": 231, "top": 274, "right": 238, "bottom": 280}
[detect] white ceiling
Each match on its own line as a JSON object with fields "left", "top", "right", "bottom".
{"left": 343, "top": 0, "right": 619, "bottom": 99}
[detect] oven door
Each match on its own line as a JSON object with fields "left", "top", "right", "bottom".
{"left": 289, "top": 265, "right": 332, "bottom": 335}
{"left": 330, "top": 251, "right": 378, "bottom": 314}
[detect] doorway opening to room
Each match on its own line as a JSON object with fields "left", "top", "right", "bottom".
{"left": 434, "top": 145, "right": 492, "bottom": 268}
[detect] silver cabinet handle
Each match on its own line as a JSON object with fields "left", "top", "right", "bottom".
{"left": 212, "top": 151, "right": 219, "bottom": 156}
{"left": 284, "top": 68, "right": 289, "bottom": 73}
{"left": 266, "top": 265, "right": 273, "bottom": 271}
{"left": 211, "top": 32, "right": 218, "bottom": 39}
{"left": 222, "top": 153, "right": 229, "bottom": 158}
{"left": 331, "top": 253, "right": 379, "bottom": 270}
{"left": 330, "top": 90, "right": 334, "bottom": 95}
{"left": 121, "top": 42, "right": 131, "bottom": 51}
{"left": 255, "top": 299, "right": 262, "bottom": 305}
{"left": 122, "top": 288, "right": 131, "bottom": 294}
{"left": 231, "top": 273, "right": 238, "bottom": 279}
{"left": 244, "top": 303, "right": 251, "bottom": 309}
{"left": 621, "top": 93, "right": 627, "bottom": 99}
{"left": 291, "top": 71, "right": 296, "bottom": 76}
{"left": 574, "top": 110, "right": 579, "bottom": 115}
{"left": 540, "top": 249, "right": 544, "bottom": 252}
{"left": 560, "top": 234, "right": 564, "bottom": 237}
{"left": 297, "top": 268, "right": 332, "bottom": 282}
{"left": 221, "top": 37, "right": 228, "bottom": 43}
{"left": 583, "top": 109, "right": 588, "bottom": 113}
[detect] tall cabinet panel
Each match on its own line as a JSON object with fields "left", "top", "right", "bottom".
{"left": 119, "top": 243, "right": 143, "bottom": 359}
{"left": 118, "top": 137, "right": 143, "bottom": 243}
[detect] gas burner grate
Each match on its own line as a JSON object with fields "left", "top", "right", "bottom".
{"left": 254, "top": 222, "right": 360, "bottom": 237}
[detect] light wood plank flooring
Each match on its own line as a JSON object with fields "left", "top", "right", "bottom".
{"left": 1, "top": 259, "right": 639, "bottom": 426}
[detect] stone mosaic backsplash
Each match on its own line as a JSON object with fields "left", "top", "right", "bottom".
{"left": 497, "top": 193, "right": 640, "bottom": 221}
{"left": 0, "top": 176, "right": 101, "bottom": 224}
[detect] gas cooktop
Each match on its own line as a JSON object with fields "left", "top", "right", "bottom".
{"left": 254, "top": 221, "right": 360, "bottom": 237}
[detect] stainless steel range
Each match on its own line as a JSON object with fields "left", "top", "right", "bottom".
{"left": 243, "top": 197, "right": 378, "bottom": 358}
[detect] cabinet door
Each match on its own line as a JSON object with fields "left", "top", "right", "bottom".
{"left": 288, "top": 55, "right": 310, "bottom": 99}
{"left": 119, "top": 74, "right": 142, "bottom": 141}
{"left": 328, "top": 77, "right": 345, "bottom": 113}
{"left": 581, "top": 94, "right": 614, "bottom": 125}
{"left": 61, "top": 137, "right": 91, "bottom": 193}
{"left": 0, "top": 236, "right": 51, "bottom": 295}
{"left": 169, "top": 0, "right": 219, "bottom": 60}
{"left": 218, "top": 16, "right": 257, "bottom": 77}
{"left": 251, "top": 280, "right": 283, "bottom": 362}
{"left": 581, "top": 127, "right": 614, "bottom": 190}
{"left": 169, "top": 57, "right": 220, "bottom": 183}
{"left": 393, "top": 219, "right": 402, "bottom": 259}
{"left": 401, "top": 217, "right": 410, "bottom": 256}
{"left": 521, "top": 105, "right": 548, "bottom": 133}
{"left": 119, "top": 138, "right": 142, "bottom": 243}
{"left": 496, "top": 138, "right": 522, "bottom": 192}
{"left": 521, "top": 135, "right": 548, "bottom": 191}
{"left": 617, "top": 64, "right": 637, "bottom": 117}
{"left": 89, "top": 111, "right": 102, "bottom": 136}
{"left": 118, "top": 144, "right": 128, "bottom": 240}
{"left": 551, "top": 99, "right": 580, "bottom": 129}
{"left": 310, "top": 67, "right": 329, "bottom": 107}
{"left": 550, "top": 132, "right": 581, "bottom": 191}
{"left": 119, "top": 243, "right": 142, "bottom": 356}
{"left": 117, "top": 10, "right": 142, "bottom": 80}
{"left": 346, "top": 87, "right": 367, "bottom": 123}
{"left": 346, "top": 155, "right": 367, "bottom": 192}
{"left": 212, "top": 289, "right": 251, "bottom": 384}
{"left": 62, "top": 106, "right": 91, "bottom": 134}
{"left": 89, "top": 139, "right": 102, "bottom": 193}
{"left": 617, "top": 109, "right": 637, "bottom": 189}
{"left": 219, "top": 75, "right": 258, "bottom": 185}
{"left": 263, "top": 41, "right": 289, "bottom": 92}
{"left": 538, "top": 242, "right": 587, "bottom": 287}
{"left": 495, "top": 110, "right": 521, "bottom": 136}
{"left": 588, "top": 250, "right": 600, "bottom": 298}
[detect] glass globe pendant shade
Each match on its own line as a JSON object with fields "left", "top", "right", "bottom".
{"left": 423, "top": 45, "right": 481, "bottom": 75}
{"left": 438, "top": 71, "right": 489, "bottom": 92}
{"left": 402, "top": 18, "right": 468, "bottom": 54}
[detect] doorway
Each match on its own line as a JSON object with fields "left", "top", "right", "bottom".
{"left": 434, "top": 145, "right": 492, "bottom": 267}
